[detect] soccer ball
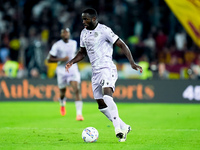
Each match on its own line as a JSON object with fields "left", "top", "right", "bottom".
{"left": 82, "top": 127, "right": 99, "bottom": 143}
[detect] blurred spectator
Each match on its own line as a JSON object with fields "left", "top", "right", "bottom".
{"left": 184, "top": 49, "right": 196, "bottom": 66}
{"left": 19, "top": 32, "right": 29, "bottom": 65}
{"left": 25, "top": 27, "right": 47, "bottom": 78}
{"left": 41, "top": 26, "right": 49, "bottom": 44}
{"left": 0, "top": 45, "right": 9, "bottom": 63}
{"left": 170, "top": 45, "right": 184, "bottom": 65}
{"left": 3, "top": 56, "right": 19, "bottom": 78}
{"left": 126, "top": 34, "right": 141, "bottom": 61}
{"left": 1, "top": 32, "right": 10, "bottom": 47}
{"left": 143, "top": 33, "right": 156, "bottom": 61}
{"left": 0, "top": 11, "right": 7, "bottom": 33}
{"left": 175, "top": 30, "right": 187, "bottom": 51}
{"left": 165, "top": 55, "right": 186, "bottom": 79}
{"left": 155, "top": 29, "right": 168, "bottom": 55}
{"left": 30, "top": 67, "right": 40, "bottom": 78}
{"left": 128, "top": 35, "right": 140, "bottom": 46}
{"left": 114, "top": 0, "right": 127, "bottom": 16}
{"left": 144, "top": 33, "right": 156, "bottom": 52}
{"left": 134, "top": 20, "right": 143, "bottom": 37}
{"left": 190, "top": 53, "right": 200, "bottom": 79}
{"left": 157, "top": 46, "right": 169, "bottom": 63}
{"left": 32, "top": 1, "right": 51, "bottom": 19}
{"left": 138, "top": 55, "right": 153, "bottom": 80}
{"left": 133, "top": 39, "right": 153, "bottom": 62}
{"left": 158, "top": 62, "right": 168, "bottom": 79}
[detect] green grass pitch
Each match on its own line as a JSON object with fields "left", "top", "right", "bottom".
{"left": 0, "top": 102, "right": 200, "bottom": 150}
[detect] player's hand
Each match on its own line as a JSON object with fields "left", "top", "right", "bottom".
{"left": 65, "top": 62, "right": 73, "bottom": 73}
{"left": 131, "top": 63, "right": 143, "bottom": 73}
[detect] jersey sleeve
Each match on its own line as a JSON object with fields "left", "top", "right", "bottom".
{"left": 80, "top": 31, "right": 85, "bottom": 48}
{"left": 74, "top": 40, "right": 78, "bottom": 51}
{"left": 104, "top": 26, "right": 119, "bottom": 44}
{"left": 49, "top": 43, "right": 58, "bottom": 57}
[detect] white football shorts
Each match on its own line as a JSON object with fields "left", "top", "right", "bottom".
{"left": 56, "top": 65, "right": 80, "bottom": 89}
{"left": 91, "top": 67, "right": 118, "bottom": 99}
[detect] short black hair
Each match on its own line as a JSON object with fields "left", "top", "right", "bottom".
{"left": 82, "top": 8, "right": 98, "bottom": 18}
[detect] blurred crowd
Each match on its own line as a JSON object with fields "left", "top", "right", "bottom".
{"left": 0, "top": 0, "right": 200, "bottom": 80}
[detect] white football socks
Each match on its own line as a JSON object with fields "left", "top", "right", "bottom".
{"left": 75, "top": 100, "right": 83, "bottom": 115}
{"left": 103, "top": 95, "right": 121, "bottom": 130}
{"left": 99, "top": 107, "right": 112, "bottom": 122}
{"left": 99, "top": 107, "right": 127, "bottom": 130}
{"left": 59, "top": 97, "right": 67, "bottom": 106}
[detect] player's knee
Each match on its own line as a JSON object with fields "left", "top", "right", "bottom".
{"left": 102, "top": 87, "right": 113, "bottom": 97}
{"left": 73, "top": 87, "right": 78, "bottom": 94}
{"left": 74, "top": 86, "right": 81, "bottom": 94}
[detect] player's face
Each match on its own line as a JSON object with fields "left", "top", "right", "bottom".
{"left": 61, "top": 29, "right": 70, "bottom": 40}
{"left": 82, "top": 13, "right": 96, "bottom": 30}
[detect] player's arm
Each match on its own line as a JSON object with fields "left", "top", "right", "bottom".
{"left": 114, "top": 38, "right": 143, "bottom": 73}
{"left": 47, "top": 54, "right": 69, "bottom": 63}
{"left": 65, "top": 47, "right": 87, "bottom": 72}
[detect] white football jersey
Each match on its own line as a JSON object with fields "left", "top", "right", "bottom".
{"left": 80, "top": 23, "right": 119, "bottom": 73}
{"left": 49, "top": 39, "right": 79, "bottom": 75}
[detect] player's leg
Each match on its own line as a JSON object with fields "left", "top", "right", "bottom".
{"left": 97, "top": 98, "right": 127, "bottom": 127}
{"left": 96, "top": 99, "right": 112, "bottom": 121}
{"left": 57, "top": 73, "right": 68, "bottom": 116}
{"left": 102, "top": 68, "right": 131, "bottom": 141}
{"left": 92, "top": 73, "right": 113, "bottom": 122}
{"left": 97, "top": 97, "right": 127, "bottom": 126}
{"left": 97, "top": 98, "right": 131, "bottom": 141}
{"left": 59, "top": 88, "right": 67, "bottom": 116}
{"left": 102, "top": 87, "right": 131, "bottom": 142}
{"left": 102, "top": 87, "right": 124, "bottom": 139}
{"left": 70, "top": 81, "right": 84, "bottom": 121}
{"left": 92, "top": 68, "right": 127, "bottom": 140}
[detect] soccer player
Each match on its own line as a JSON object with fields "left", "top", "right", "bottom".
{"left": 47, "top": 28, "right": 84, "bottom": 121}
{"left": 65, "top": 8, "right": 143, "bottom": 141}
